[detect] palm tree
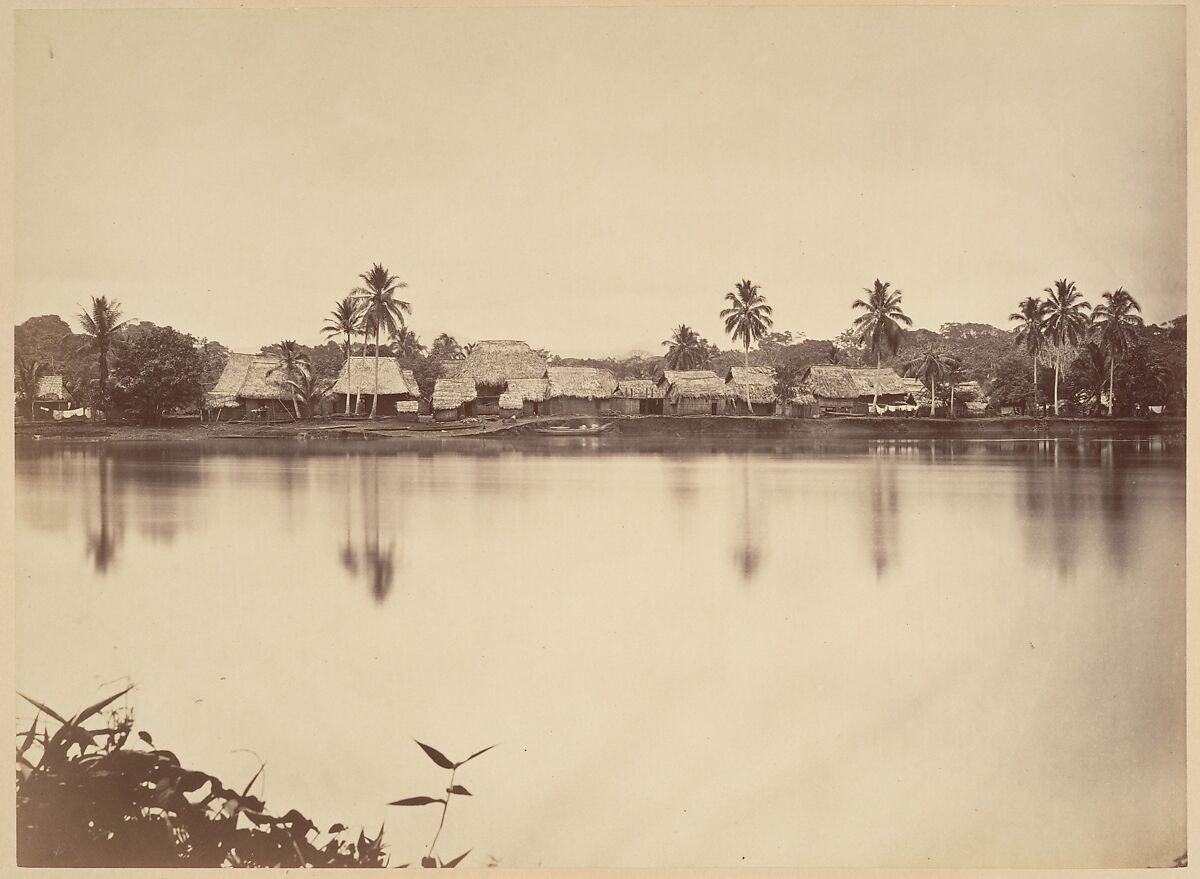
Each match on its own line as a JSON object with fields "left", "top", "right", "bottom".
{"left": 266, "top": 340, "right": 311, "bottom": 420}
{"left": 430, "top": 332, "right": 462, "bottom": 361}
{"left": 1040, "top": 279, "right": 1091, "bottom": 415}
{"left": 1091, "top": 287, "right": 1143, "bottom": 416}
{"left": 662, "top": 324, "right": 707, "bottom": 370}
{"left": 943, "top": 360, "right": 967, "bottom": 418}
{"left": 1009, "top": 296, "right": 1047, "bottom": 415}
{"left": 76, "top": 296, "right": 130, "bottom": 419}
{"left": 902, "top": 346, "right": 959, "bottom": 418}
{"left": 390, "top": 326, "right": 426, "bottom": 362}
{"left": 322, "top": 295, "right": 364, "bottom": 415}
{"left": 16, "top": 357, "right": 43, "bottom": 420}
{"left": 720, "top": 279, "right": 774, "bottom": 411}
{"left": 851, "top": 280, "right": 912, "bottom": 412}
{"left": 282, "top": 368, "right": 329, "bottom": 419}
{"left": 355, "top": 264, "right": 411, "bottom": 418}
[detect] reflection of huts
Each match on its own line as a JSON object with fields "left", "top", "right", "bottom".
{"left": 30, "top": 375, "right": 72, "bottom": 420}
{"left": 798, "top": 365, "right": 913, "bottom": 416}
{"left": 542, "top": 367, "right": 618, "bottom": 416}
{"left": 497, "top": 377, "right": 549, "bottom": 417}
{"left": 458, "top": 340, "right": 548, "bottom": 416}
{"left": 724, "top": 366, "right": 777, "bottom": 415}
{"left": 206, "top": 354, "right": 296, "bottom": 421}
{"left": 330, "top": 356, "right": 420, "bottom": 416}
{"left": 606, "top": 380, "right": 664, "bottom": 415}
{"left": 657, "top": 370, "right": 726, "bottom": 416}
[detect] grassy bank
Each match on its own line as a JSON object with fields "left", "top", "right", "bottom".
{"left": 15, "top": 414, "right": 1185, "bottom": 445}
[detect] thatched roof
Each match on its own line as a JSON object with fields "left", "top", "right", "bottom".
{"left": 35, "top": 375, "right": 68, "bottom": 402}
{"left": 460, "top": 340, "right": 547, "bottom": 388}
{"left": 790, "top": 389, "right": 816, "bottom": 405}
{"left": 206, "top": 353, "right": 292, "bottom": 406}
{"left": 799, "top": 365, "right": 910, "bottom": 399}
{"left": 613, "top": 380, "right": 664, "bottom": 400}
{"left": 331, "top": 357, "right": 419, "bottom": 397}
{"left": 431, "top": 376, "right": 477, "bottom": 410}
{"left": 545, "top": 367, "right": 618, "bottom": 400}
{"left": 508, "top": 377, "right": 550, "bottom": 402}
{"left": 659, "top": 370, "right": 725, "bottom": 399}
{"left": 725, "top": 366, "right": 777, "bottom": 403}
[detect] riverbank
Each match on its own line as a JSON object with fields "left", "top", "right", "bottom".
{"left": 14, "top": 414, "right": 1186, "bottom": 444}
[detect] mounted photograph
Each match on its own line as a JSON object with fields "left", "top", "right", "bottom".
{"left": 11, "top": 4, "right": 1186, "bottom": 870}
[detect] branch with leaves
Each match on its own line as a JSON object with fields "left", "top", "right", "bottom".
{"left": 389, "top": 739, "right": 496, "bottom": 868}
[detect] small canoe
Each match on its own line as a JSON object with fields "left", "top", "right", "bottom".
{"left": 534, "top": 423, "right": 613, "bottom": 437}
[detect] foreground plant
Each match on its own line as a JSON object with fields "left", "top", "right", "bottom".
{"left": 16, "top": 686, "right": 389, "bottom": 867}
{"left": 389, "top": 740, "right": 496, "bottom": 868}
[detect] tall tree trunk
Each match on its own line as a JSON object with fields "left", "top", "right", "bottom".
{"left": 928, "top": 376, "right": 935, "bottom": 418}
{"left": 1032, "top": 354, "right": 1038, "bottom": 415}
{"left": 950, "top": 382, "right": 956, "bottom": 419}
{"left": 1108, "top": 357, "right": 1115, "bottom": 416}
{"left": 1053, "top": 356, "right": 1060, "bottom": 415}
{"left": 98, "top": 345, "right": 108, "bottom": 421}
{"left": 345, "top": 334, "right": 352, "bottom": 415}
{"left": 873, "top": 350, "right": 880, "bottom": 413}
{"left": 744, "top": 344, "right": 751, "bottom": 414}
{"left": 371, "top": 325, "right": 380, "bottom": 418}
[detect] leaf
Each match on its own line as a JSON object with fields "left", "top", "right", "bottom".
{"left": 71, "top": 684, "right": 134, "bottom": 725}
{"left": 241, "top": 762, "right": 265, "bottom": 797}
{"left": 447, "top": 785, "right": 472, "bottom": 797}
{"left": 415, "top": 740, "right": 455, "bottom": 769}
{"left": 138, "top": 730, "right": 154, "bottom": 747}
{"left": 17, "top": 693, "right": 66, "bottom": 725}
{"left": 388, "top": 796, "right": 445, "bottom": 807}
{"left": 17, "top": 713, "right": 39, "bottom": 757}
{"left": 327, "top": 823, "right": 347, "bottom": 834}
{"left": 443, "top": 849, "right": 472, "bottom": 868}
{"left": 455, "top": 744, "right": 496, "bottom": 768}
{"left": 421, "top": 856, "right": 437, "bottom": 868}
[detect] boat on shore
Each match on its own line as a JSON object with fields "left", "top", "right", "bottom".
{"left": 533, "top": 422, "right": 614, "bottom": 437}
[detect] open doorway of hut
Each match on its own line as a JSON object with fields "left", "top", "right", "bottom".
{"left": 711, "top": 402, "right": 718, "bottom": 415}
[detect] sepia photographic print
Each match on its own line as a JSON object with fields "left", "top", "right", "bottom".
{"left": 7, "top": 2, "right": 1189, "bottom": 872}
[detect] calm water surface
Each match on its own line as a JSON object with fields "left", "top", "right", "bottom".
{"left": 14, "top": 436, "right": 1186, "bottom": 867}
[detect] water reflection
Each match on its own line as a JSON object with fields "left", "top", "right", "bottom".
{"left": 866, "top": 449, "right": 900, "bottom": 578}
{"left": 338, "top": 457, "right": 399, "bottom": 604}
{"left": 85, "top": 450, "right": 122, "bottom": 574}
{"left": 731, "top": 456, "right": 763, "bottom": 583}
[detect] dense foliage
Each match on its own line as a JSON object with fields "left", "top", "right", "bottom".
{"left": 108, "top": 326, "right": 204, "bottom": 423}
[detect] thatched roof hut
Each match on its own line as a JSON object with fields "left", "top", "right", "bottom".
{"left": 724, "top": 366, "right": 777, "bottom": 404}
{"left": 658, "top": 370, "right": 725, "bottom": 398}
{"left": 35, "top": 375, "right": 68, "bottom": 402}
{"left": 206, "top": 354, "right": 291, "bottom": 408}
{"left": 460, "top": 340, "right": 548, "bottom": 389}
{"left": 612, "top": 379, "right": 664, "bottom": 400}
{"left": 431, "top": 377, "right": 478, "bottom": 411}
{"left": 499, "top": 377, "right": 550, "bottom": 410}
{"left": 799, "top": 365, "right": 910, "bottom": 399}
{"left": 331, "top": 357, "right": 420, "bottom": 398}
{"left": 545, "top": 367, "right": 618, "bottom": 400}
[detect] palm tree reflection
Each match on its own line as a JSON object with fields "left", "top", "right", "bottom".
{"left": 338, "top": 457, "right": 398, "bottom": 604}
{"left": 732, "top": 455, "right": 763, "bottom": 583}
{"left": 86, "top": 449, "right": 122, "bottom": 574}
{"left": 866, "top": 448, "right": 900, "bottom": 579}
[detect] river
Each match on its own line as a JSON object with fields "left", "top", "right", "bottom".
{"left": 13, "top": 435, "right": 1186, "bottom": 867}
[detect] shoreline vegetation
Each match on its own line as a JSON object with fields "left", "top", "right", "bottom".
{"left": 16, "top": 686, "right": 492, "bottom": 868}
{"left": 14, "top": 413, "right": 1185, "bottom": 444}
{"left": 13, "top": 268, "right": 1186, "bottom": 428}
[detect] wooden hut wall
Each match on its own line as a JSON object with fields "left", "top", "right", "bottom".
{"left": 541, "top": 396, "right": 604, "bottom": 416}
{"left": 670, "top": 397, "right": 721, "bottom": 416}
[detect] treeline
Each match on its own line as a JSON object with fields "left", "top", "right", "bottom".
{"left": 13, "top": 300, "right": 1187, "bottom": 423}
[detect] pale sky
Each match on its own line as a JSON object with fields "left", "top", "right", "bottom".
{"left": 15, "top": 6, "right": 1186, "bottom": 357}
